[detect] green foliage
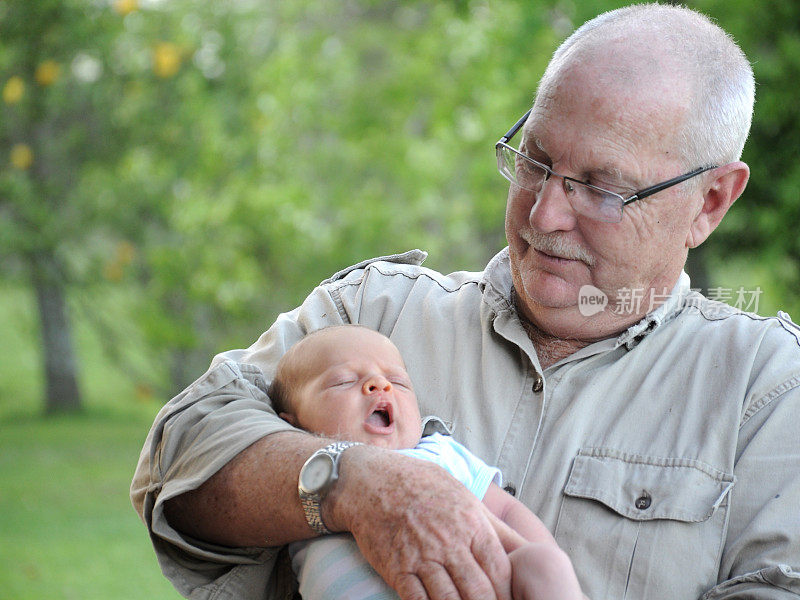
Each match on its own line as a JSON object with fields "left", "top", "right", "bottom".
{"left": 1, "top": 0, "right": 798, "bottom": 402}
{"left": 692, "top": 0, "right": 800, "bottom": 315}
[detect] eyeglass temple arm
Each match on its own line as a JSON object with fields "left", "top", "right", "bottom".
{"left": 498, "top": 109, "right": 532, "bottom": 144}
{"left": 622, "top": 165, "right": 718, "bottom": 205}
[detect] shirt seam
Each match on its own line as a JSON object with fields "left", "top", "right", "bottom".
{"left": 329, "top": 285, "right": 350, "bottom": 324}
{"left": 740, "top": 374, "right": 800, "bottom": 428}
{"left": 682, "top": 301, "right": 800, "bottom": 350}
{"left": 325, "top": 262, "right": 482, "bottom": 297}
{"left": 577, "top": 447, "right": 733, "bottom": 481}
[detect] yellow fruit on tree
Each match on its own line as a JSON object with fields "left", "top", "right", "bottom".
{"left": 11, "top": 144, "right": 34, "bottom": 170}
{"left": 3, "top": 76, "right": 25, "bottom": 104}
{"left": 35, "top": 61, "right": 61, "bottom": 86}
{"left": 113, "top": 0, "right": 138, "bottom": 16}
{"left": 153, "top": 43, "right": 181, "bottom": 79}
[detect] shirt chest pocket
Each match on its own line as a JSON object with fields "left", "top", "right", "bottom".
{"left": 554, "top": 448, "right": 735, "bottom": 600}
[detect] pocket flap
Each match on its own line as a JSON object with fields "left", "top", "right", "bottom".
{"left": 564, "top": 448, "right": 735, "bottom": 522}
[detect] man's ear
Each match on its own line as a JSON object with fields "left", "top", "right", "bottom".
{"left": 686, "top": 161, "right": 749, "bottom": 248}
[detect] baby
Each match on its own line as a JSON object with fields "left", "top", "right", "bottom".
{"left": 270, "top": 324, "right": 583, "bottom": 600}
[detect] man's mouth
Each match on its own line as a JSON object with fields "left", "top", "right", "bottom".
{"left": 520, "top": 229, "right": 595, "bottom": 266}
{"left": 536, "top": 248, "right": 570, "bottom": 262}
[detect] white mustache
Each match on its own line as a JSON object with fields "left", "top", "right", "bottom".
{"left": 521, "top": 229, "right": 596, "bottom": 267}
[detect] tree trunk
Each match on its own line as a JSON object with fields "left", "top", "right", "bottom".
{"left": 32, "top": 261, "right": 82, "bottom": 413}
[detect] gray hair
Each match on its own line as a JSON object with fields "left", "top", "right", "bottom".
{"left": 540, "top": 4, "right": 754, "bottom": 169}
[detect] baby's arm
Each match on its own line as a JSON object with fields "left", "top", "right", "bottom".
{"left": 482, "top": 483, "right": 589, "bottom": 600}
{"left": 481, "top": 482, "right": 556, "bottom": 545}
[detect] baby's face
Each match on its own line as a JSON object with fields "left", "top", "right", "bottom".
{"left": 290, "top": 327, "right": 422, "bottom": 449}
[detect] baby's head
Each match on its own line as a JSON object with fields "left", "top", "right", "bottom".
{"left": 270, "top": 325, "right": 422, "bottom": 449}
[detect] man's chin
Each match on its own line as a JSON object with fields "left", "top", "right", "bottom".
{"left": 517, "top": 268, "right": 582, "bottom": 310}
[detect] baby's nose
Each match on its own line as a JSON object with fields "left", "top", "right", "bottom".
{"left": 363, "top": 375, "right": 392, "bottom": 394}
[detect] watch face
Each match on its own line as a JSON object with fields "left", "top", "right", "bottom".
{"left": 300, "top": 453, "right": 335, "bottom": 494}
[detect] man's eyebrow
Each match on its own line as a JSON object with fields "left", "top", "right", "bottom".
{"left": 588, "top": 165, "right": 626, "bottom": 185}
{"left": 591, "top": 165, "right": 646, "bottom": 191}
{"left": 517, "top": 134, "right": 546, "bottom": 157}
{"left": 525, "top": 133, "right": 640, "bottom": 189}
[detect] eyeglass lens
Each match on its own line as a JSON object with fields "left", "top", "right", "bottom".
{"left": 498, "top": 145, "right": 624, "bottom": 223}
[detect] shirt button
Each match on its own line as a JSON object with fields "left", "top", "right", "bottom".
{"left": 635, "top": 493, "right": 652, "bottom": 510}
{"left": 504, "top": 484, "right": 517, "bottom": 497}
{"left": 532, "top": 375, "right": 543, "bottom": 393}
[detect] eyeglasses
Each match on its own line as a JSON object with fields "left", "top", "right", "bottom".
{"left": 495, "top": 109, "right": 717, "bottom": 223}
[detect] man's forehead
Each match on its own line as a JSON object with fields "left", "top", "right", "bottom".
{"left": 522, "top": 111, "right": 649, "bottom": 188}
{"left": 536, "top": 43, "right": 690, "bottom": 117}
{"left": 525, "top": 80, "right": 687, "bottom": 172}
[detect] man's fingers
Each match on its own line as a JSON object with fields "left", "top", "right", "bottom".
{"left": 468, "top": 523, "right": 514, "bottom": 600}
{"left": 393, "top": 508, "right": 517, "bottom": 600}
{"left": 393, "top": 541, "right": 509, "bottom": 600}
{"left": 447, "top": 552, "right": 506, "bottom": 600}
{"left": 419, "top": 562, "right": 464, "bottom": 600}
{"left": 394, "top": 573, "right": 429, "bottom": 600}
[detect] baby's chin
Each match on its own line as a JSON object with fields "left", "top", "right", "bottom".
{"left": 359, "top": 435, "right": 411, "bottom": 450}
{"left": 348, "top": 430, "right": 420, "bottom": 450}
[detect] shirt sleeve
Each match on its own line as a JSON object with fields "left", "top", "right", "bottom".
{"left": 702, "top": 381, "right": 800, "bottom": 599}
{"left": 130, "top": 252, "right": 429, "bottom": 599}
{"left": 130, "top": 288, "right": 346, "bottom": 597}
{"left": 130, "top": 361, "right": 300, "bottom": 598}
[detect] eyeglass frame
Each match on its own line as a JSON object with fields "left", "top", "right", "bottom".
{"left": 495, "top": 109, "right": 718, "bottom": 218}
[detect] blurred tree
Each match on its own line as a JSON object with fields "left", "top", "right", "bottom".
{"left": 2, "top": 0, "right": 795, "bottom": 413}
{"left": 0, "top": 1, "right": 129, "bottom": 412}
{"left": 94, "top": 0, "right": 580, "bottom": 393}
{"left": 693, "top": 0, "right": 800, "bottom": 315}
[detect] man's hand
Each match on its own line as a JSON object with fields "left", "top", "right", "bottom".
{"left": 325, "top": 445, "right": 522, "bottom": 600}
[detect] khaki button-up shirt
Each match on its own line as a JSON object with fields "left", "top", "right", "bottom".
{"left": 132, "top": 248, "right": 800, "bottom": 599}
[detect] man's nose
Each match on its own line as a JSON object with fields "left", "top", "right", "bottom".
{"left": 528, "top": 174, "right": 579, "bottom": 232}
{"left": 363, "top": 375, "right": 392, "bottom": 394}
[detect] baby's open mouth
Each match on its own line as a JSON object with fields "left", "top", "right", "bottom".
{"left": 366, "top": 408, "right": 391, "bottom": 428}
{"left": 365, "top": 402, "right": 394, "bottom": 430}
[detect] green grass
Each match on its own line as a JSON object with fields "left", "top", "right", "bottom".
{"left": 0, "top": 283, "right": 180, "bottom": 598}
{"left": 0, "top": 409, "right": 181, "bottom": 599}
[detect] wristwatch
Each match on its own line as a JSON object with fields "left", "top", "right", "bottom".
{"left": 298, "top": 441, "right": 363, "bottom": 534}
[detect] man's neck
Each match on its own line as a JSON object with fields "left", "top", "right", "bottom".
{"left": 519, "top": 317, "right": 591, "bottom": 369}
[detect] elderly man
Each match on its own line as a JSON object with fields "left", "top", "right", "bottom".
{"left": 132, "top": 4, "right": 800, "bottom": 600}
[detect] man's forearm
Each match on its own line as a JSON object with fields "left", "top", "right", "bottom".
{"left": 163, "top": 430, "right": 327, "bottom": 547}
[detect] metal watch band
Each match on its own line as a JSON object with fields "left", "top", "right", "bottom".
{"left": 300, "top": 494, "right": 330, "bottom": 535}
{"left": 299, "top": 441, "right": 363, "bottom": 535}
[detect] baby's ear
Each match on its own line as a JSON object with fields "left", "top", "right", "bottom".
{"left": 279, "top": 412, "right": 299, "bottom": 427}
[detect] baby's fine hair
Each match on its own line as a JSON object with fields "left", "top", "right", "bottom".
{"left": 268, "top": 324, "right": 378, "bottom": 417}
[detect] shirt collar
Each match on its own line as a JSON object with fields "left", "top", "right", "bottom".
{"left": 615, "top": 271, "right": 691, "bottom": 350}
